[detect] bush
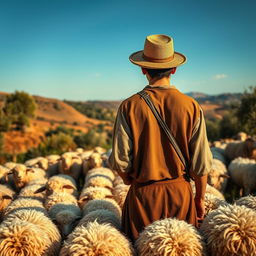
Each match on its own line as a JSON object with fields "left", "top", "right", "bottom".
{"left": 205, "top": 119, "right": 220, "bottom": 141}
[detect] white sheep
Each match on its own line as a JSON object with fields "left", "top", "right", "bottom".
{"left": 3, "top": 162, "right": 17, "bottom": 169}
{"left": 0, "top": 209, "right": 61, "bottom": 256}
{"left": 46, "top": 154, "right": 61, "bottom": 176}
{"left": 82, "top": 152, "right": 103, "bottom": 175}
{"left": 86, "top": 167, "right": 115, "bottom": 182}
{"left": 135, "top": 218, "right": 206, "bottom": 256}
{"left": 225, "top": 138, "right": 256, "bottom": 161}
{"left": 82, "top": 198, "right": 122, "bottom": 218}
{"left": 208, "top": 158, "right": 229, "bottom": 193}
{"left": 228, "top": 157, "right": 256, "bottom": 195}
{"left": 113, "top": 183, "right": 130, "bottom": 209}
{"left": 58, "top": 154, "right": 83, "bottom": 181}
{"left": 0, "top": 184, "right": 15, "bottom": 219}
{"left": 204, "top": 193, "right": 228, "bottom": 216}
{"left": 49, "top": 203, "right": 82, "bottom": 238}
{"left": 200, "top": 204, "right": 256, "bottom": 256}
{"left": 84, "top": 175, "right": 114, "bottom": 190}
{"left": 235, "top": 195, "right": 256, "bottom": 211}
{"left": 34, "top": 174, "right": 78, "bottom": 197}
{"left": 78, "top": 186, "right": 114, "bottom": 208}
{"left": 60, "top": 221, "right": 134, "bottom": 256}
{"left": 10, "top": 164, "right": 46, "bottom": 189}
{"left": 77, "top": 209, "right": 121, "bottom": 230}
{"left": 44, "top": 191, "right": 78, "bottom": 211}
{"left": 25, "top": 157, "right": 48, "bottom": 171}
{"left": 18, "top": 182, "right": 47, "bottom": 202}
{"left": 3, "top": 197, "right": 47, "bottom": 217}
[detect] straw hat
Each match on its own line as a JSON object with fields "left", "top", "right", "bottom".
{"left": 129, "top": 34, "right": 186, "bottom": 69}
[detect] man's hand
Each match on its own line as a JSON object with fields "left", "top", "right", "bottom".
{"left": 194, "top": 197, "right": 205, "bottom": 221}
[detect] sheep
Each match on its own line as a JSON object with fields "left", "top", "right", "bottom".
{"left": 25, "top": 157, "right": 48, "bottom": 171}
{"left": 82, "top": 198, "right": 122, "bottom": 218}
{"left": 228, "top": 157, "right": 256, "bottom": 196}
{"left": 60, "top": 221, "right": 134, "bottom": 256}
{"left": 84, "top": 175, "right": 114, "bottom": 190}
{"left": 204, "top": 193, "right": 228, "bottom": 216}
{"left": 3, "top": 162, "right": 17, "bottom": 169}
{"left": 44, "top": 191, "right": 78, "bottom": 211}
{"left": 34, "top": 174, "right": 78, "bottom": 197}
{"left": 0, "top": 165, "right": 10, "bottom": 184}
{"left": 93, "top": 146, "right": 106, "bottom": 154}
{"left": 0, "top": 184, "right": 15, "bottom": 219}
{"left": 113, "top": 183, "right": 130, "bottom": 209}
{"left": 78, "top": 186, "right": 114, "bottom": 208}
{"left": 135, "top": 218, "right": 206, "bottom": 256}
{"left": 235, "top": 195, "right": 256, "bottom": 211}
{"left": 200, "top": 204, "right": 256, "bottom": 256}
{"left": 211, "top": 146, "right": 228, "bottom": 165}
{"left": 208, "top": 158, "right": 229, "bottom": 193}
{"left": 18, "top": 182, "right": 47, "bottom": 202}
{"left": 225, "top": 138, "right": 256, "bottom": 161}
{"left": 46, "top": 154, "right": 61, "bottom": 176}
{"left": 82, "top": 152, "right": 103, "bottom": 175}
{"left": 77, "top": 209, "right": 121, "bottom": 230}
{"left": 3, "top": 197, "right": 47, "bottom": 217}
{"left": 49, "top": 203, "right": 82, "bottom": 238}
{"left": 58, "top": 154, "right": 83, "bottom": 181}
{"left": 86, "top": 167, "right": 115, "bottom": 182}
{"left": 10, "top": 164, "right": 46, "bottom": 190}
{"left": 0, "top": 209, "right": 61, "bottom": 256}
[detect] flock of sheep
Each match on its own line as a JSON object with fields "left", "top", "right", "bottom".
{"left": 0, "top": 131, "right": 255, "bottom": 256}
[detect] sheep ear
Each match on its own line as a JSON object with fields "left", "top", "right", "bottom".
{"left": 2, "top": 195, "right": 13, "bottom": 200}
{"left": 62, "top": 184, "right": 76, "bottom": 190}
{"left": 26, "top": 168, "right": 35, "bottom": 173}
{"left": 34, "top": 186, "right": 46, "bottom": 194}
{"left": 219, "top": 174, "right": 230, "bottom": 179}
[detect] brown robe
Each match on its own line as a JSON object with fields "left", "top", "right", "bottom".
{"left": 109, "top": 85, "right": 212, "bottom": 242}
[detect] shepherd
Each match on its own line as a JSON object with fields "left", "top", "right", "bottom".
{"left": 108, "top": 34, "right": 212, "bottom": 243}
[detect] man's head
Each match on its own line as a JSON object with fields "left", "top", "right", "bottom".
{"left": 141, "top": 67, "right": 177, "bottom": 82}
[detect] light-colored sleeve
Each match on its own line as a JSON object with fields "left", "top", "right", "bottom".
{"left": 189, "top": 108, "right": 212, "bottom": 177}
{"left": 108, "top": 106, "right": 133, "bottom": 185}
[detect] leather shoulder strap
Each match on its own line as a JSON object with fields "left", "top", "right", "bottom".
{"left": 137, "top": 90, "right": 191, "bottom": 181}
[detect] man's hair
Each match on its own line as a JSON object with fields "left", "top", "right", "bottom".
{"left": 146, "top": 68, "right": 174, "bottom": 79}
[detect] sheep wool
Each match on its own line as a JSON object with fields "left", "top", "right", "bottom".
{"left": 200, "top": 204, "right": 256, "bottom": 256}
{"left": 86, "top": 167, "right": 115, "bottom": 182}
{"left": 77, "top": 209, "right": 121, "bottom": 230}
{"left": 113, "top": 184, "right": 130, "bottom": 209}
{"left": 1, "top": 209, "right": 61, "bottom": 256}
{"left": 60, "top": 221, "right": 134, "bottom": 256}
{"left": 235, "top": 195, "right": 256, "bottom": 211}
{"left": 82, "top": 198, "right": 122, "bottom": 218}
{"left": 204, "top": 193, "right": 228, "bottom": 216}
{"left": 0, "top": 184, "right": 15, "bottom": 218}
{"left": 84, "top": 175, "right": 113, "bottom": 190}
{"left": 135, "top": 218, "right": 206, "bottom": 256}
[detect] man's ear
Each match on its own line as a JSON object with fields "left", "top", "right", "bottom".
{"left": 171, "top": 67, "right": 177, "bottom": 74}
{"left": 141, "top": 68, "right": 147, "bottom": 75}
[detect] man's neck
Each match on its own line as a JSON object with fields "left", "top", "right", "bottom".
{"left": 149, "top": 77, "right": 170, "bottom": 87}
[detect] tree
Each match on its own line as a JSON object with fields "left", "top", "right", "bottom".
{"left": 0, "top": 109, "right": 11, "bottom": 132}
{"left": 236, "top": 86, "right": 256, "bottom": 135}
{"left": 3, "top": 91, "right": 37, "bottom": 130}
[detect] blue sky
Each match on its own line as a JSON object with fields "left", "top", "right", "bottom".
{"left": 0, "top": 0, "right": 255, "bottom": 100}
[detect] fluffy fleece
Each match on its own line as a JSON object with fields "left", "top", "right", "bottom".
{"left": 235, "top": 195, "right": 256, "bottom": 211}
{"left": 77, "top": 209, "right": 121, "bottom": 230}
{"left": 44, "top": 191, "right": 78, "bottom": 211}
{"left": 82, "top": 152, "right": 103, "bottom": 175}
{"left": 204, "top": 193, "right": 228, "bottom": 216}
{"left": 35, "top": 174, "right": 78, "bottom": 197}
{"left": 25, "top": 157, "right": 48, "bottom": 171}
{"left": 86, "top": 167, "right": 115, "bottom": 182}
{"left": 208, "top": 158, "right": 229, "bottom": 193}
{"left": 135, "top": 218, "right": 206, "bottom": 256}
{"left": 0, "top": 209, "right": 61, "bottom": 256}
{"left": 78, "top": 186, "right": 113, "bottom": 208}
{"left": 82, "top": 198, "right": 122, "bottom": 218}
{"left": 84, "top": 175, "right": 113, "bottom": 190}
{"left": 49, "top": 203, "right": 81, "bottom": 237}
{"left": 200, "top": 204, "right": 256, "bottom": 256}
{"left": 4, "top": 198, "right": 46, "bottom": 217}
{"left": 18, "top": 182, "right": 47, "bottom": 202}
{"left": 228, "top": 157, "right": 256, "bottom": 195}
{"left": 0, "top": 184, "right": 15, "bottom": 219}
{"left": 60, "top": 221, "right": 134, "bottom": 256}
{"left": 113, "top": 183, "right": 130, "bottom": 209}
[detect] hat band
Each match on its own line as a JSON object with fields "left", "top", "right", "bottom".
{"left": 143, "top": 53, "right": 174, "bottom": 63}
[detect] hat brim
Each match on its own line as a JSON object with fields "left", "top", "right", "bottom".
{"left": 129, "top": 50, "right": 187, "bottom": 69}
